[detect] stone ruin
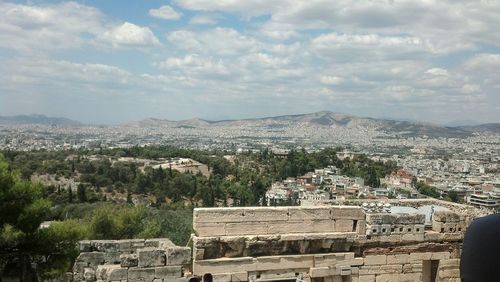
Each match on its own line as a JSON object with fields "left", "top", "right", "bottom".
{"left": 191, "top": 206, "right": 469, "bottom": 282}
{"left": 72, "top": 239, "right": 190, "bottom": 281}
{"left": 72, "top": 203, "right": 475, "bottom": 281}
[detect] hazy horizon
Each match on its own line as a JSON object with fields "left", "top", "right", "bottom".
{"left": 1, "top": 110, "right": 498, "bottom": 127}
{"left": 1, "top": 0, "right": 499, "bottom": 124}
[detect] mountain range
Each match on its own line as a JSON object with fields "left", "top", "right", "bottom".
{"left": 2, "top": 112, "right": 499, "bottom": 138}
{"left": 0, "top": 114, "right": 82, "bottom": 126}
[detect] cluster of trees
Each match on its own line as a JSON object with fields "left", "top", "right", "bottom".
{"left": 0, "top": 153, "right": 193, "bottom": 280}
{"left": 240, "top": 148, "right": 398, "bottom": 188}
{"left": 0, "top": 154, "right": 86, "bottom": 280}
{"left": 414, "top": 180, "right": 461, "bottom": 203}
{"left": 340, "top": 154, "right": 398, "bottom": 188}
{"left": 0, "top": 146, "right": 405, "bottom": 279}
{"left": 3, "top": 146, "right": 402, "bottom": 209}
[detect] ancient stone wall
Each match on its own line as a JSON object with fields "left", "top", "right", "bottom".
{"left": 192, "top": 206, "right": 465, "bottom": 282}
{"left": 72, "top": 239, "right": 190, "bottom": 282}
{"left": 69, "top": 204, "right": 470, "bottom": 281}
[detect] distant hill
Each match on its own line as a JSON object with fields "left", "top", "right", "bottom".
{"left": 456, "top": 123, "right": 500, "bottom": 133}
{"left": 0, "top": 114, "right": 83, "bottom": 126}
{"left": 445, "top": 120, "right": 481, "bottom": 127}
{"left": 125, "top": 111, "right": 498, "bottom": 138}
{"left": 6, "top": 112, "right": 497, "bottom": 137}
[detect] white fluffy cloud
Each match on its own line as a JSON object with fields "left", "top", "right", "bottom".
{"left": 1, "top": 0, "right": 499, "bottom": 123}
{"left": 149, "top": 5, "right": 182, "bottom": 20}
{"left": 167, "top": 28, "right": 258, "bottom": 55}
{"left": 100, "top": 22, "right": 160, "bottom": 47}
{"left": 189, "top": 15, "right": 218, "bottom": 25}
{"left": 0, "top": 1, "right": 104, "bottom": 52}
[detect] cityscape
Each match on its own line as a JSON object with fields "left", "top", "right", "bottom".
{"left": 1, "top": 0, "right": 500, "bottom": 281}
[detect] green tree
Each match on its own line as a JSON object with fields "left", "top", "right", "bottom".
{"left": 0, "top": 154, "right": 87, "bottom": 280}
{"left": 68, "top": 186, "right": 74, "bottom": 203}
{"left": 77, "top": 184, "right": 87, "bottom": 202}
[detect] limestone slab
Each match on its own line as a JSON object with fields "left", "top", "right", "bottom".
{"left": 363, "top": 255, "right": 387, "bottom": 266}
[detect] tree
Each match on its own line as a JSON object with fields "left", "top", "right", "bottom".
{"left": 448, "top": 190, "right": 459, "bottom": 203}
{"left": 77, "top": 184, "right": 87, "bottom": 202}
{"left": 68, "top": 186, "right": 74, "bottom": 203}
{"left": 0, "top": 154, "right": 87, "bottom": 280}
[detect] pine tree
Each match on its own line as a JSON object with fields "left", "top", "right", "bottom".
{"left": 77, "top": 184, "right": 87, "bottom": 202}
{"left": 68, "top": 186, "right": 73, "bottom": 203}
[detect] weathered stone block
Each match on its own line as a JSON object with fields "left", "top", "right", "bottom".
{"left": 194, "top": 222, "right": 227, "bottom": 236}
{"left": 378, "top": 234, "right": 402, "bottom": 243}
{"left": 225, "top": 221, "right": 270, "bottom": 235}
{"left": 433, "top": 211, "right": 460, "bottom": 223}
{"left": 408, "top": 252, "right": 432, "bottom": 262}
{"left": 439, "top": 258, "right": 460, "bottom": 267}
{"left": 231, "top": 272, "right": 248, "bottom": 281}
{"left": 402, "top": 263, "right": 422, "bottom": 273}
{"left": 443, "top": 232, "right": 463, "bottom": 241}
{"left": 92, "top": 240, "right": 120, "bottom": 252}
{"left": 155, "top": 265, "right": 182, "bottom": 278}
{"left": 79, "top": 240, "right": 92, "bottom": 252}
{"left": 194, "top": 207, "right": 289, "bottom": 224}
{"left": 73, "top": 261, "right": 87, "bottom": 274}
{"left": 288, "top": 207, "right": 331, "bottom": 221}
{"left": 359, "top": 265, "right": 402, "bottom": 275}
{"left": 255, "top": 254, "right": 314, "bottom": 271}
{"left": 193, "top": 257, "right": 255, "bottom": 275}
{"left": 330, "top": 206, "right": 365, "bottom": 220}
{"left": 314, "top": 253, "right": 355, "bottom": 267}
{"left": 431, "top": 252, "right": 450, "bottom": 260}
{"left": 310, "top": 267, "right": 334, "bottom": 277}
{"left": 103, "top": 252, "right": 121, "bottom": 264}
{"left": 375, "top": 273, "right": 401, "bottom": 282}
{"left": 363, "top": 255, "right": 387, "bottom": 266}
{"left": 120, "top": 254, "right": 138, "bottom": 267}
{"left": 211, "top": 273, "right": 232, "bottom": 282}
{"left": 335, "top": 219, "right": 355, "bottom": 232}
{"left": 128, "top": 267, "right": 155, "bottom": 281}
{"left": 194, "top": 248, "right": 205, "bottom": 260}
{"left": 338, "top": 257, "right": 364, "bottom": 267}
{"left": 146, "top": 238, "right": 176, "bottom": 249}
{"left": 138, "top": 248, "right": 166, "bottom": 267}
{"left": 356, "top": 220, "right": 367, "bottom": 234}
{"left": 401, "top": 233, "right": 424, "bottom": 242}
{"left": 424, "top": 231, "right": 443, "bottom": 241}
{"left": 386, "top": 254, "right": 409, "bottom": 264}
{"left": 83, "top": 268, "right": 95, "bottom": 282}
{"left": 311, "top": 219, "right": 336, "bottom": 233}
{"left": 118, "top": 239, "right": 145, "bottom": 253}
{"left": 96, "top": 265, "right": 127, "bottom": 281}
{"left": 439, "top": 268, "right": 460, "bottom": 278}
{"left": 76, "top": 252, "right": 105, "bottom": 266}
{"left": 166, "top": 247, "right": 191, "bottom": 265}
{"left": 358, "top": 274, "right": 376, "bottom": 282}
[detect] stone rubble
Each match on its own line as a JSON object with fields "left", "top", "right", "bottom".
{"left": 72, "top": 239, "right": 190, "bottom": 282}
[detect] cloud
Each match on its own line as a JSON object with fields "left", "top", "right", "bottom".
{"left": 1, "top": 0, "right": 499, "bottom": 123}
{"left": 174, "top": 0, "right": 288, "bottom": 17}
{"left": 320, "top": 75, "right": 345, "bottom": 85}
{"left": 0, "top": 1, "right": 104, "bottom": 52}
{"left": 100, "top": 22, "right": 160, "bottom": 47}
{"left": 176, "top": 0, "right": 500, "bottom": 53}
{"left": 156, "top": 54, "right": 231, "bottom": 76}
{"left": 189, "top": 14, "right": 219, "bottom": 25}
{"left": 259, "top": 22, "right": 299, "bottom": 40}
{"left": 0, "top": 58, "right": 131, "bottom": 86}
{"left": 149, "top": 5, "right": 182, "bottom": 20}
{"left": 426, "top": 68, "right": 449, "bottom": 76}
{"left": 167, "top": 27, "right": 258, "bottom": 55}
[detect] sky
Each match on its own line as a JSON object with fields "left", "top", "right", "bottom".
{"left": 0, "top": 0, "right": 499, "bottom": 124}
